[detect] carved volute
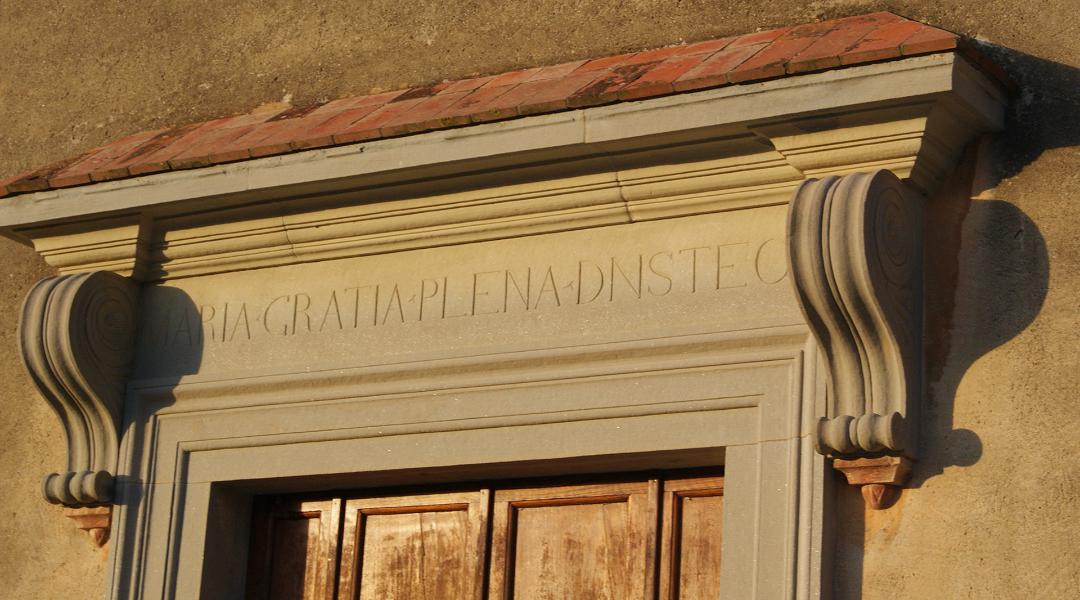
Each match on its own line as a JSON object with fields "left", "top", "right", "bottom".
{"left": 787, "top": 170, "right": 923, "bottom": 508}
{"left": 17, "top": 271, "right": 138, "bottom": 513}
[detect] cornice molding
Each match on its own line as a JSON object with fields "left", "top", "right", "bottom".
{"left": 18, "top": 271, "right": 139, "bottom": 508}
{"left": 0, "top": 53, "right": 1006, "bottom": 284}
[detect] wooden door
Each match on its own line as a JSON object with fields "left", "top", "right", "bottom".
{"left": 245, "top": 471, "right": 723, "bottom": 600}
{"left": 246, "top": 498, "right": 342, "bottom": 600}
{"left": 659, "top": 475, "right": 726, "bottom": 600}
{"left": 337, "top": 490, "right": 489, "bottom": 600}
{"left": 488, "top": 480, "right": 659, "bottom": 600}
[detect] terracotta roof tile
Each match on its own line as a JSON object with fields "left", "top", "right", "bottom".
{"left": 788, "top": 12, "right": 902, "bottom": 74}
{"left": 673, "top": 41, "right": 768, "bottom": 91}
{"left": 0, "top": 12, "right": 996, "bottom": 199}
{"left": 619, "top": 51, "right": 723, "bottom": 100}
{"left": 901, "top": 25, "right": 960, "bottom": 55}
{"left": 839, "top": 19, "right": 926, "bottom": 65}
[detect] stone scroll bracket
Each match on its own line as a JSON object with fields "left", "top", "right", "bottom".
{"left": 787, "top": 170, "right": 924, "bottom": 509}
{"left": 17, "top": 271, "right": 139, "bottom": 545}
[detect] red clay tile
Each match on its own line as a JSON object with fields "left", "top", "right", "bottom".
{"left": 672, "top": 42, "right": 769, "bottom": 91}
{"left": 839, "top": 20, "right": 924, "bottom": 65}
{"left": 156, "top": 121, "right": 263, "bottom": 168}
{"left": 331, "top": 127, "right": 384, "bottom": 146}
{"left": 0, "top": 172, "right": 25, "bottom": 197}
{"left": 205, "top": 146, "right": 253, "bottom": 165}
{"left": 46, "top": 148, "right": 106, "bottom": 188}
{"left": 6, "top": 157, "right": 81, "bottom": 193}
{"left": 264, "top": 102, "right": 327, "bottom": 122}
{"left": 126, "top": 121, "right": 229, "bottom": 175}
{"left": 727, "top": 20, "right": 840, "bottom": 83}
{"left": 566, "top": 61, "right": 661, "bottom": 107}
{"left": 486, "top": 71, "right": 599, "bottom": 115}
{"left": 681, "top": 37, "right": 739, "bottom": 55}
{"left": 221, "top": 104, "right": 334, "bottom": 160}
{"left": 624, "top": 44, "right": 696, "bottom": 64}
{"left": 728, "top": 27, "right": 792, "bottom": 49}
{"left": 441, "top": 75, "right": 498, "bottom": 94}
{"left": 482, "top": 68, "right": 542, "bottom": 88}
{"left": 211, "top": 116, "right": 315, "bottom": 161}
{"left": 241, "top": 106, "right": 371, "bottom": 159}
{"left": 7, "top": 174, "right": 51, "bottom": 194}
{"left": 0, "top": 12, "right": 978, "bottom": 199}
{"left": 787, "top": 13, "right": 902, "bottom": 73}
{"left": 51, "top": 130, "right": 165, "bottom": 184}
{"left": 333, "top": 96, "right": 432, "bottom": 142}
{"left": 618, "top": 53, "right": 717, "bottom": 100}
{"left": 47, "top": 170, "right": 93, "bottom": 189}
{"left": 100, "top": 123, "right": 205, "bottom": 177}
{"left": 528, "top": 60, "right": 590, "bottom": 81}
{"left": 168, "top": 125, "right": 263, "bottom": 169}
{"left": 379, "top": 91, "right": 473, "bottom": 135}
{"left": 307, "top": 90, "right": 405, "bottom": 118}
{"left": 900, "top": 25, "right": 959, "bottom": 55}
{"left": 438, "top": 83, "right": 520, "bottom": 123}
{"left": 290, "top": 104, "right": 387, "bottom": 150}
{"left": 390, "top": 82, "right": 452, "bottom": 103}
{"left": 575, "top": 52, "right": 639, "bottom": 73}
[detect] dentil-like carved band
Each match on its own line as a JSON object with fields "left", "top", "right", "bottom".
{"left": 788, "top": 169, "right": 923, "bottom": 488}
{"left": 18, "top": 271, "right": 138, "bottom": 507}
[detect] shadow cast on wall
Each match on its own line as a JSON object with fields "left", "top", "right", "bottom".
{"left": 113, "top": 285, "right": 203, "bottom": 600}
{"left": 833, "top": 45, "right": 1076, "bottom": 599}
{"left": 914, "top": 44, "right": 1075, "bottom": 489}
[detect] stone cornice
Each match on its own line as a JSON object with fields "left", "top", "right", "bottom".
{"left": 1, "top": 11, "right": 999, "bottom": 202}
{"left": 0, "top": 53, "right": 1005, "bottom": 283}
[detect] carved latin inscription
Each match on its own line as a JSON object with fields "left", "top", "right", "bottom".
{"left": 787, "top": 170, "right": 923, "bottom": 460}
{"left": 147, "top": 238, "right": 789, "bottom": 349}
{"left": 132, "top": 207, "right": 798, "bottom": 381}
{"left": 18, "top": 271, "right": 138, "bottom": 507}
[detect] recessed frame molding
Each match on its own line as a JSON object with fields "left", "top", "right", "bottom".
{"left": 1, "top": 51, "right": 1007, "bottom": 596}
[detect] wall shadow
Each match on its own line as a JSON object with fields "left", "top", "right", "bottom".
{"left": 911, "top": 45, "right": 1072, "bottom": 488}
{"left": 833, "top": 45, "right": 1074, "bottom": 599}
{"left": 112, "top": 285, "right": 203, "bottom": 600}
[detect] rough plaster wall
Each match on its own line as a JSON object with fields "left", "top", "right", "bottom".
{"left": 0, "top": 1, "right": 1076, "bottom": 598}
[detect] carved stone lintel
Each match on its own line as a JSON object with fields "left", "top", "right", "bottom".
{"left": 63, "top": 506, "right": 112, "bottom": 547}
{"left": 834, "top": 456, "right": 912, "bottom": 510}
{"left": 18, "top": 271, "right": 138, "bottom": 508}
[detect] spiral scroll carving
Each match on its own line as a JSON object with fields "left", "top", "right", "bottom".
{"left": 18, "top": 271, "right": 138, "bottom": 506}
{"left": 787, "top": 170, "right": 923, "bottom": 459}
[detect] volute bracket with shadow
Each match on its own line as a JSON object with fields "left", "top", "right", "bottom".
{"left": 787, "top": 169, "right": 924, "bottom": 509}
{"left": 17, "top": 271, "right": 138, "bottom": 543}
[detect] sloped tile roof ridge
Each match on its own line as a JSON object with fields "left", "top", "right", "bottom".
{"left": 0, "top": 11, "right": 995, "bottom": 200}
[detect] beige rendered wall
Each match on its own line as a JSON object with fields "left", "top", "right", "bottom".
{"left": 0, "top": 1, "right": 1076, "bottom": 598}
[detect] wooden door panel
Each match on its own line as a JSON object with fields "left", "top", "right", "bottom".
{"left": 488, "top": 480, "right": 659, "bottom": 600}
{"left": 659, "top": 475, "right": 725, "bottom": 600}
{"left": 248, "top": 471, "right": 724, "bottom": 600}
{"left": 338, "top": 490, "right": 489, "bottom": 600}
{"left": 246, "top": 498, "right": 343, "bottom": 600}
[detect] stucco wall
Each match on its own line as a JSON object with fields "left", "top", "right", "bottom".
{"left": 0, "top": 1, "right": 1076, "bottom": 598}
